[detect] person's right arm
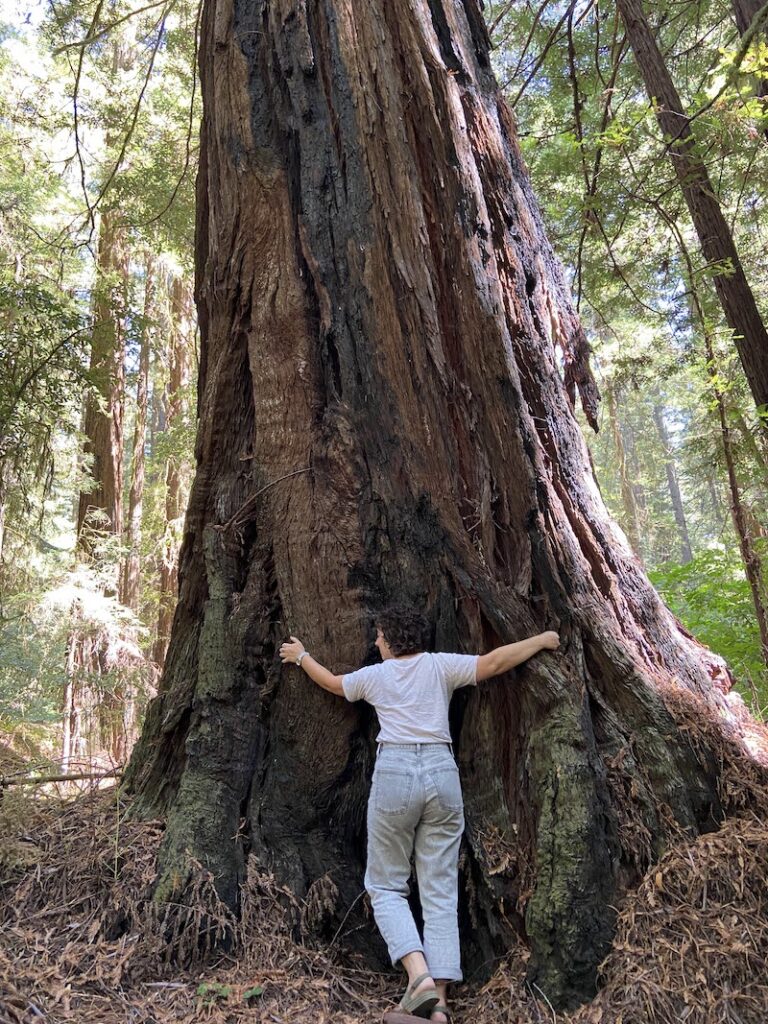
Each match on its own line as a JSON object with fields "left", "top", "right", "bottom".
{"left": 476, "top": 631, "right": 559, "bottom": 682}
{"left": 278, "top": 636, "right": 345, "bottom": 696}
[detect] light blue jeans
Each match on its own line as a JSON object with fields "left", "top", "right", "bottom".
{"left": 365, "top": 742, "right": 465, "bottom": 982}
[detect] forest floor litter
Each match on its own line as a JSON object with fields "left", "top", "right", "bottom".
{"left": 1, "top": 747, "right": 767, "bottom": 1024}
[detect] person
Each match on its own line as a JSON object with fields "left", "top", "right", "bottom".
{"left": 279, "top": 605, "right": 559, "bottom": 1023}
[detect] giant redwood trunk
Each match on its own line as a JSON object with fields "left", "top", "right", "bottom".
{"left": 123, "top": 0, "right": 768, "bottom": 1009}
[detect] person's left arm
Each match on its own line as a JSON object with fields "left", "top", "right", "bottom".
{"left": 279, "top": 636, "right": 345, "bottom": 696}
{"left": 475, "top": 631, "right": 559, "bottom": 681}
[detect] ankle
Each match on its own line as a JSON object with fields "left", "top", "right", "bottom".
{"left": 401, "top": 950, "right": 432, "bottom": 987}
{"left": 408, "top": 971, "right": 435, "bottom": 989}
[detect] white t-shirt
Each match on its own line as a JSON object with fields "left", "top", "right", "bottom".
{"left": 342, "top": 652, "right": 478, "bottom": 743}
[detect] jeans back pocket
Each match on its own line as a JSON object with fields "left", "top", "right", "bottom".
{"left": 430, "top": 765, "right": 464, "bottom": 813}
{"left": 374, "top": 768, "right": 414, "bottom": 815}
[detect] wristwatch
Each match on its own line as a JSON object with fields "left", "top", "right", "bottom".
{"left": 296, "top": 651, "right": 309, "bottom": 668}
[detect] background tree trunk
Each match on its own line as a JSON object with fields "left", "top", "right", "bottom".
{"left": 605, "top": 383, "right": 644, "bottom": 560}
{"left": 652, "top": 403, "right": 693, "bottom": 564}
{"left": 70, "top": 208, "right": 129, "bottom": 765}
{"left": 151, "top": 273, "right": 194, "bottom": 668}
{"left": 111, "top": 252, "right": 156, "bottom": 762}
{"left": 703, "top": 337, "right": 768, "bottom": 668}
{"left": 616, "top": 0, "right": 768, "bottom": 418}
{"left": 121, "top": 252, "right": 155, "bottom": 612}
{"left": 622, "top": 414, "right": 648, "bottom": 521}
{"left": 706, "top": 472, "right": 725, "bottom": 528}
{"left": 76, "top": 209, "right": 128, "bottom": 548}
{"left": 731, "top": 0, "right": 768, "bottom": 143}
{"left": 0, "top": 463, "right": 7, "bottom": 574}
{"left": 733, "top": 0, "right": 765, "bottom": 34}
{"left": 61, "top": 630, "right": 79, "bottom": 773}
{"left": 123, "top": 0, "right": 768, "bottom": 1009}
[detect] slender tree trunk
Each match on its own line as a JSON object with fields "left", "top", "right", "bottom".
{"left": 707, "top": 473, "right": 725, "bottom": 528}
{"left": 621, "top": 414, "right": 647, "bottom": 519}
{"left": 71, "top": 200, "right": 135, "bottom": 774}
{"left": 704, "top": 339, "right": 768, "bottom": 667}
{"left": 150, "top": 376, "right": 167, "bottom": 446}
{"left": 605, "top": 383, "right": 643, "bottom": 560}
{"left": 617, "top": 0, "right": 768, "bottom": 418}
{"left": 123, "top": 0, "right": 767, "bottom": 1009}
{"left": 61, "top": 632, "right": 78, "bottom": 774}
{"left": 669, "top": 204, "right": 768, "bottom": 664}
{"left": 733, "top": 406, "right": 768, "bottom": 488}
{"left": 652, "top": 404, "right": 693, "bottom": 564}
{"left": 76, "top": 209, "right": 128, "bottom": 548}
{"left": 121, "top": 253, "right": 155, "bottom": 611}
{"left": 110, "top": 253, "right": 156, "bottom": 762}
{"left": 69, "top": 41, "right": 140, "bottom": 768}
{"left": 70, "top": 208, "right": 129, "bottom": 767}
{"left": 152, "top": 274, "right": 194, "bottom": 668}
{"left": 0, "top": 463, "right": 7, "bottom": 574}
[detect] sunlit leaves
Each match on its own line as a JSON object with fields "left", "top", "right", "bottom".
{"left": 650, "top": 549, "right": 766, "bottom": 704}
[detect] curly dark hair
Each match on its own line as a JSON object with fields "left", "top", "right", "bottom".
{"left": 375, "top": 605, "right": 430, "bottom": 656}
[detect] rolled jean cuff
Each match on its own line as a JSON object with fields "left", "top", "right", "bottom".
{"left": 428, "top": 968, "right": 462, "bottom": 983}
{"left": 390, "top": 940, "right": 424, "bottom": 966}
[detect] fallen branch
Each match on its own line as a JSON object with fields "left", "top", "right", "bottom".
{"left": 1, "top": 769, "right": 122, "bottom": 788}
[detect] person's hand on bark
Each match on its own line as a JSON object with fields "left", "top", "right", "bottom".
{"left": 279, "top": 636, "right": 306, "bottom": 664}
{"left": 538, "top": 630, "right": 560, "bottom": 651}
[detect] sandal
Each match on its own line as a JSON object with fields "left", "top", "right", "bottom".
{"left": 398, "top": 972, "right": 439, "bottom": 1018}
{"left": 382, "top": 1001, "right": 453, "bottom": 1023}
{"left": 430, "top": 1006, "right": 452, "bottom": 1022}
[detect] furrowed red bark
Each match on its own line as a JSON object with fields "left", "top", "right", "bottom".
{"left": 123, "top": 0, "right": 768, "bottom": 1009}
{"left": 616, "top": 0, "right": 768, "bottom": 419}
